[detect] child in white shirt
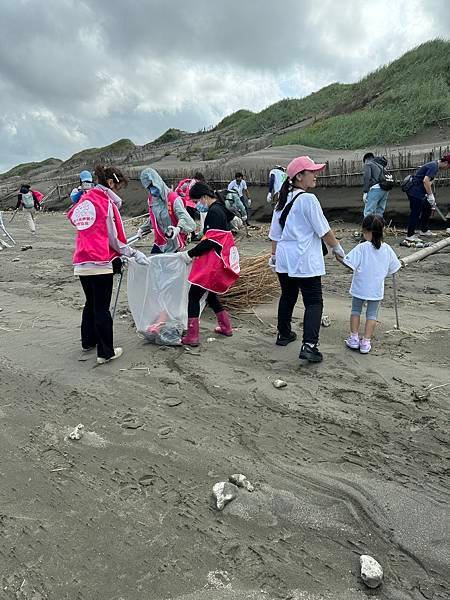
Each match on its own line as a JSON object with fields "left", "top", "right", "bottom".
{"left": 337, "top": 214, "right": 401, "bottom": 354}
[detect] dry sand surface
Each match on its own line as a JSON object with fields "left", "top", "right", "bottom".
{"left": 0, "top": 211, "right": 449, "bottom": 600}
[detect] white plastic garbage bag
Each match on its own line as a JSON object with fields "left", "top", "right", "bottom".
{"left": 127, "top": 253, "right": 191, "bottom": 346}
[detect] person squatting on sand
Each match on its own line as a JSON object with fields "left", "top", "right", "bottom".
{"left": 337, "top": 214, "right": 401, "bottom": 354}
{"left": 16, "top": 183, "right": 41, "bottom": 233}
{"left": 68, "top": 165, "right": 149, "bottom": 365}
{"left": 139, "top": 168, "right": 196, "bottom": 253}
{"left": 269, "top": 156, "right": 345, "bottom": 364}
{"left": 180, "top": 182, "right": 239, "bottom": 347}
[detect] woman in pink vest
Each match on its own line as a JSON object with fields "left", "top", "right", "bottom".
{"left": 140, "top": 167, "right": 196, "bottom": 253}
{"left": 180, "top": 182, "right": 239, "bottom": 347}
{"left": 68, "top": 165, "right": 149, "bottom": 365}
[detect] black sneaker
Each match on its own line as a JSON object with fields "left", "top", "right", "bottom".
{"left": 276, "top": 332, "right": 297, "bottom": 346}
{"left": 299, "top": 344, "right": 323, "bottom": 363}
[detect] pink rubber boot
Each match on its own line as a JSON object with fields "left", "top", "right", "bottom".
{"left": 182, "top": 318, "right": 200, "bottom": 346}
{"left": 214, "top": 310, "right": 233, "bottom": 337}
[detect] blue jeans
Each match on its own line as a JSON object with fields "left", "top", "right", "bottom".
{"left": 351, "top": 297, "right": 380, "bottom": 321}
{"left": 364, "top": 188, "right": 389, "bottom": 218}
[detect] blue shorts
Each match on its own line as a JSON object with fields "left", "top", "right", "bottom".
{"left": 351, "top": 297, "right": 380, "bottom": 321}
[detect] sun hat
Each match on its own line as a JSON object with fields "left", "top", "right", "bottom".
{"left": 286, "top": 156, "right": 326, "bottom": 179}
{"left": 79, "top": 170, "right": 93, "bottom": 182}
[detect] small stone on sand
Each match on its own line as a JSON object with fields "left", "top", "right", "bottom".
{"left": 229, "top": 473, "right": 254, "bottom": 492}
{"left": 68, "top": 424, "right": 84, "bottom": 440}
{"left": 212, "top": 482, "right": 238, "bottom": 510}
{"left": 273, "top": 379, "right": 287, "bottom": 389}
{"left": 360, "top": 554, "right": 383, "bottom": 588}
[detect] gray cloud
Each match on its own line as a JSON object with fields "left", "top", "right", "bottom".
{"left": 0, "top": 0, "right": 448, "bottom": 171}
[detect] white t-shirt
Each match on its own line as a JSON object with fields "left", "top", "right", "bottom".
{"left": 269, "top": 169, "right": 287, "bottom": 194}
{"left": 269, "top": 190, "right": 331, "bottom": 278}
{"left": 228, "top": 179, "right": 247, "bottom": 197}
{"left": 343, "top": 241, "right": 401, "bottom": 301}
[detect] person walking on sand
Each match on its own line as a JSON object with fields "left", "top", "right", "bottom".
{"left": 404, "top": 154, "right": 450, "bottom": 242}
{"left": 269, "top": 156, "right": 345, "bottom": 363}
{"left": 179, "top": 182, "right": 239, "bottom": 347}
{"left": 139, "top": 167, "right": 196, "bottom": 253}
{"left": 67, "top": 165, "right": 149, "bottom": 365}
{"left": 16, "top": 184, "right": 41, "bottom": 234}
{"left": 337, "top": 214, "right": 401, "bottom": 354}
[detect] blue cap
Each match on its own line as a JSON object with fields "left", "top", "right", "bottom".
{"left": 79, "top": 170, "right": 93, "bottom": 182}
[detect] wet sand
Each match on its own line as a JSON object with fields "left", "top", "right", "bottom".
{"left": 0, "top": 213, "right": 449, "bottom": 600}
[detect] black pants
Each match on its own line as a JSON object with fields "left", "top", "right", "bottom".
{"left": 277, "top": 273, "right": 323, "bottom": 345}
{"left": 407, "top": 195, "right": 432, "bottom": 237}
{"left": 188, "top": 284, "right": 224, "bottom": 318}
{"left": 80, "top": 274, "right": 114, "bottom": 359}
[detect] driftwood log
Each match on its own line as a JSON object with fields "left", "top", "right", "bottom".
{"left": 400, "top": 237, "right": 450, "bottom": 267}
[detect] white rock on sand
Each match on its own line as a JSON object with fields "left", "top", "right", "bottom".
{"left": 229, "top": 473, "right": 254, "bottom": 492}
{"left": 212, "top": 482, "right": 239, "bottom": 510}
{"left": 360, "top": 554, "right": 383, "bottom": 588}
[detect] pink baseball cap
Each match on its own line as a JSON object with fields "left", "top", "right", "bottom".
{"left": 286, "top": 156, "right": 326, "bottom": 179}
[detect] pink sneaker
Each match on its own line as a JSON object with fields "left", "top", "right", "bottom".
{"left": 345, "top": 334, "right": 360, "bottom": 350}
{"left": 359, "top": 338, "right": 372, "bottom": 354}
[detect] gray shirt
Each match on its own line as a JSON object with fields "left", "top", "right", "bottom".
{"left": 363, "top": 160, "right": 383, "bottom": 193}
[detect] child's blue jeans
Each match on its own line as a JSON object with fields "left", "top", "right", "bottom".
{"left": 351, "top": 297, "right": 380, "bottom": 321}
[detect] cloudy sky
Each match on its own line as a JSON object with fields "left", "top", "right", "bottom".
{"left": 0, "top": 0, "right": 448, "bottom": 172}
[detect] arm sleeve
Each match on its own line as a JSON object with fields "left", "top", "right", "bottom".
{"left": 363, "top": 164, "right": 371, "bottom": 193}
{"left": 106, "top": 203, "right": 136, "bottom": 258}
{"left": 306, "top": 196, "right": 331, "bottom": 238}
{"left": 268, "top": 174, "right": 275, "bottom": 193}
{"left": 16, "top": 195, "right": 22, "bottom": 209}
{"left": 187, "top": 239, "right": 221, "bottom": 258}
{"left": 173, "top": 198, "right": 196, "bottom": 233}
{"left": 227, "top": 181, "right": 235, "bottom": 191}
{"left": 342, "top": 245, "right": 361, "bottom": 271}
{"left": 387, "top": 247, "right": 401, "bottom": 275}
{"left": 70, "top": 188, "right": 83, "bottom": 204}
{"left": 269, "top": 210, "right": 283, "bottom": 242}
{"left": 425, "top": 163, "right": 439, "bottom": 178}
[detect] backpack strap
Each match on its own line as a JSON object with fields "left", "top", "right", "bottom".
{"left": 279, "top": 191, "right": 305, "bottom": 229}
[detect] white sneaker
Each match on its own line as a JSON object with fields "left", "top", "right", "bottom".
{"left": 446, "top": 228, "right": 450, "bottom": 234}
{"left": 97, "top": 347, "right": 123, "bottom": 365}
{"left": 405, "top": 235, "right": 420, "bottom": 242}
{"left": 418, "top": 230, "right": 436, "bottom": 237}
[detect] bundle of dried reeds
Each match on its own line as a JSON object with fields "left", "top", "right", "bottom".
{"left": 223, "top": 253, "right": 279, "bottom": 310}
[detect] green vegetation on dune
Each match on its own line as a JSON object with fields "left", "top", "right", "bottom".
{"left": 65, "top": 138, "right": 135, "bottom": 164}
{"left": 214, "top": 109, "right": 254, "bottom": 130}
{"left": 273, "top": 40, "right": 450, "bottom": 149}
{"left": 238, "top": 83, "right": 353, "bottom": 137}
{"left": 0, "top": 157, "right": 62, "bottom": 179}
{"left": 153, "top": 128, "right": 186, "bottom": 145}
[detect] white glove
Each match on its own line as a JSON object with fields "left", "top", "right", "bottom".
{"left": 133, "top": 250, "right": 150, "bottom": 265}
{"left": 247, "top": 198, "right": 252, "bottom": 207}
{"left": 268, "top": 255, "right": 276, "bottom": 272}
{"left": 331, "top": 243, "right": 345, "bottom": 258}
{"left": 267, "top": 192, "right": 272, "bottom": 203}
{"left": 362, "top": 193, "right": 367, "bottom": 203}
{"left": 179, "top": 251, "right": 193, "bottom": 264}
{"left": 427, "top": 193, "right": 436, "bottom": 206}
{"left": 231, "top": 216, "right": 243, "bottom": 229}
{"left": 167, "top": 225, "right": 181, "bottom": 238}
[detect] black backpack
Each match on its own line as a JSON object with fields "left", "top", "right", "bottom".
{"left": 400, "top": 174, "right": 415, "bottom": 192}
{"left": 373, "top": 156, "right": 394, "bottom": 191}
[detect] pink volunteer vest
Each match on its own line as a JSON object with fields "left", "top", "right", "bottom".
{"left": 188, "top": 229, "right": 240, "bottom": 294}
{"left": 175, "top": 178, "right": 196, "bottom": 209}
{"left": 67, "top": 187, "right": 127, "bottom": 265}
{"left": 148, "top": 191, "right": 187, "bottom": 250}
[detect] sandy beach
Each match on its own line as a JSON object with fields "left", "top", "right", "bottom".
{"left": 0, "top": 211, "right": 449, "bottom": 600}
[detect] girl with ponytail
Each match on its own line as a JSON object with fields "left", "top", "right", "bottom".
{"left": 337, "top": 214, "right": 401, "bottom": 354}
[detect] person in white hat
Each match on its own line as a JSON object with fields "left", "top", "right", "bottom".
{"left": 269, "top": 156, "right": 344, "bottom": 363}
